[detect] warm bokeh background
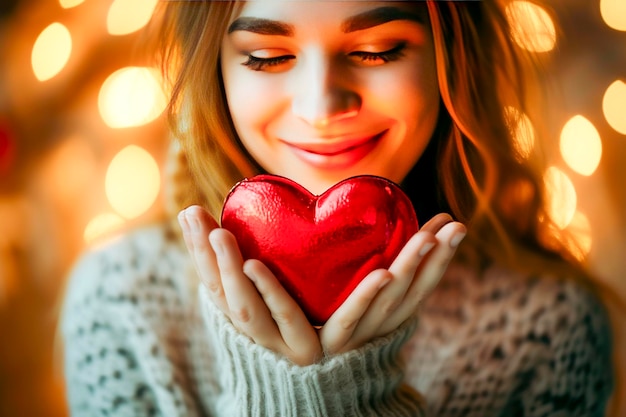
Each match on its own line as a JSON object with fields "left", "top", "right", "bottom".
{"left": 0, "top": 1, "right": 624, "bottom": 416}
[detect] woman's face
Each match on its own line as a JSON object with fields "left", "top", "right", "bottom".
{"left": 220, "top": 0, "right": 440, "bottom": 194}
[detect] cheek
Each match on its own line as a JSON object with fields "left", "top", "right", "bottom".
{"left": 377, "top": 66, "right": 438, "bottom": 118}
{"left": 224, "top": 70, "right": 285, "bottom": 132}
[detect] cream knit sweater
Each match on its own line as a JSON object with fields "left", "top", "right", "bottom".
{"left": 61, "top": 225, "right": 613, "bottom": 416}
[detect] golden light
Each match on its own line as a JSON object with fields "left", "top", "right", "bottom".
{"left": 105, "top": 145, "right": 161, "bottom": 219}
{"left": 566, "top": 210, "right": 593, "bottom": 260}
{"left": 505, "top": 1, "right": 557, "bottom": 52}
{"left": 31, "top": 22, "right": 72, "bottom": 81}
{"left": 603, "top": 80, "right": 626, "bottom": 135}
{"left": 505, "top": 106, "right": 536, "bottom": 160}
{"left": 41, "top": 134, "right": 97, "bottom": 204}
{"left": 559, "top": 115, "right": 603, "bottom": 176}
{"left": 59, "top": 0, "right": 85, "bottom": 8}
{"left": 98, "top": 66, "right": 168, "bottom": 129}
{"left": 600, "top": 0, "right": 626, "bottom": 31}
{"left": 107, "top": 0, "right": 159, "bottom": 36}
{"left": 544, "top": 166, "right": 577, "bottom": 229}
{"left": 84, "top": 212, "right": 126, "bottom": 244}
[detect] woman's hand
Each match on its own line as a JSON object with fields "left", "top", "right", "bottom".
{"left": 318, "top": 213, "right": 466, "bottom": 354}
{"left": 178, "top": 205, "right": 322, "bottom": 365}
{"left": 179, "top": 205, "right": 465, "bottom": 365}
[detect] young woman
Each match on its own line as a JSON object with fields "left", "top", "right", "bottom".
{"left": 61, "top": 1, "right": 614, "bottom": 416}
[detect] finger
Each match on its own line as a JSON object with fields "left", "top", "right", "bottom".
{"left": 411, "top": 221, "right": 466, "bottom": 298}
{"left": 244, "top": 260, "right": 321, "bottom": 365}
{"left": 209, "top": 228, "right": 268, "bottom": 331}
{"left": 387, "top": 230, "right": 438, "bottom": 279}
{"left": 370, "top": 232, "right": 438, "bottom": 317}
{"left": 210, "top": 227, "right": 297, "bottom": 350}
{"left": 344, "top": 235, "right": 438, "bottom": 350}
{"left": 178, "top": 206, "right": 227, "bottom": 311}
{"left": 376, "top": 222, "right": 466, "bottom": 337}
{"left": 420, "top": 212, "right": 454, "bottom": 234}
{"left": 320, "top": 269, "right": 392, "bottom": 355}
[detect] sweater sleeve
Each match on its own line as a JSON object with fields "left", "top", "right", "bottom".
{"left": 61, "top": 234, "right": 207, "bottom": 417}
{"left": 198, "top": 285, "right": 426, "bottom": 417}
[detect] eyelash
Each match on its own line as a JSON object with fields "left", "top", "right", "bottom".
{"left": 241, "top": 43, "right": 407, "bottom": 71}
{"left": 349, "top": 43, "right": 406, "bottom": 64}
{"left": 242, "top": 54, "right": 295, "bottom": 71}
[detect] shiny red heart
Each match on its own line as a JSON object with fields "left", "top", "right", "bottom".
{"left": 221, "top": 174, "right": 418, "bottom": 325}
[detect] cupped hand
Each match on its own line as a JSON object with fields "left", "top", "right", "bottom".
{"left": 179, "top": 206, "right": 465, "bottom": 365}
{"left": 318, "top": 213, "right": 466, "bottom": 355}
{"left": 178, "top": 205, "right": 322, "bottom": 365}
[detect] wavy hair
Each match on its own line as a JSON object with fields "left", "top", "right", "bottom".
{"left": 157, "top": 0, "right": 582, "bottom": 274}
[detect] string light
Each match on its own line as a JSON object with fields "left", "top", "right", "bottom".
{"left": 544, "top": 166, "right": 577, "bottom": 230}
{"left": 59, "top": 0, "right": 85, "bottom": 9}
{"left": 560, "top": 115, "right": 603, "bottom": 176}
{"left": 107, "top": 0, "right": 159, "bottom": 36}
{"left": 602, "top": 80, "right": 626, "bottom": 135}
{"left": 505, "top": 0, "right": 556, "bottom": 52}
{"left": 98, "top": 66, "right": 167, "bottom": 129}
{"left": 566, "top": 210, "right": 593, "bottom": 260}
{"left": 84, "top": 212, "right": 125, "bottom": 244}
{"left": 505, "top": 106, "right": 536, "bottom": 161}
{"left": 600, "top": 0, "right": 626, "bottom": 32}
{"left": 105, "top": 145, "right": 161, "bottom": 219}
{"left": 41, "top": 134, "right": 97, "bottom": 205}
{"left": 31, "top": 22, "right": 72, "bottom": 81}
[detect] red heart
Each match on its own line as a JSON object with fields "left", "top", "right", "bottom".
{"left": 221, "top": 174, "right": 418, "bottom": 325}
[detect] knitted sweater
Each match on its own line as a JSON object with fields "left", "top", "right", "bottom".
{"left": 61, "top": 224, "right": 613, "bottom": 417}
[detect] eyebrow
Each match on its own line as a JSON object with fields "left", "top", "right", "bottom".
{"left": 227, "top": 6, "right": 424, "bottom": 36}
{"left": 227, "top": 17, "right": 294, "bottom": 36}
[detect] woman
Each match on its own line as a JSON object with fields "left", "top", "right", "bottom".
{"left": 62, "top": 1, "right": 613, "bottom": 416}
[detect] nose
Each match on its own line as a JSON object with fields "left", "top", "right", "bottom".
{"left": 291, "top": 55, "right": 361, "bottom": 129}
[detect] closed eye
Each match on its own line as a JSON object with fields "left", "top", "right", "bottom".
{"left": 242, "top": 54, "right": 295, "bottom": 72}
{"left": 348, "top": 43, "right": 406, "bottom": 66}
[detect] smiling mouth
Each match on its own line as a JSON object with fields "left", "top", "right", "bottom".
{"left": 284, "top": 131, "right": 387, "bottom": 156}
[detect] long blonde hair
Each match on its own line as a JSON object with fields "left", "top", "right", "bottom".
{"left": 158, "top": 0, "right": 582, "bottom": 274}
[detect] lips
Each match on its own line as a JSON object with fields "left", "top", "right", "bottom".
{"left": 281, "top": 130, "right": 386, "bottom": 168}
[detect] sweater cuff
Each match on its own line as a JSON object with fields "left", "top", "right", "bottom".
{"left": 199, "top": 285, "right": 424, "bottom": 417}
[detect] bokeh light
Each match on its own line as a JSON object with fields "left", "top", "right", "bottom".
{"left": 600, "top": 0, "right": 626, "bottom": 32}
{"left": 41, "top": 134, "right": 97, "bottom": 205}
{"left": 98, "top": 66, "right": 167, "bottom": 129}
{"left": 505, "top": 106, "right": 536, "bottom": 160}
{"left": 31, "top": 22, "right": 72, "bottom": 81}
{"left": 59, "top": 0, "right": 85, "bottom": 8}
{"left": 84, "top": 212, "right": 125, "bottom": 244}
{"left": 603, "top": 80, "right": 626, "bottom": 135}
{"left": 105, "top": 145, "right": 161, "bottom": 219}
{"left": 505, "top": 1, "right": 557, "bottom": 52}
{"left": 566, "top": 210, "right": 593, "bottom": 260}
{"left": 560, "top": 115, "right": 603, "bottom": 176}
{"left": 544, "top": 166, "right": 577, "bottom": 229}
{"left": 107, "top": 0, "right": 159, "bottom": 36}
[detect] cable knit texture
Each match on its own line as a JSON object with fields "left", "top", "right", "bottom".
{"left": 61, "top": 225, "right": 613, "bottom": 416}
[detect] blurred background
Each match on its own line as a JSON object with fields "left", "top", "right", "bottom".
{"left": 0, "top": 0, "right": 624, "bottom": 416}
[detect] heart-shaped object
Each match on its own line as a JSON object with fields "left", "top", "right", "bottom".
{"left": 221, "top": 174, "right": 418, "bottom": 325}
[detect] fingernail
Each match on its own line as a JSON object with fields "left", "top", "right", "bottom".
{"left": 209, "top": 233, "right": 223, "bottom": 256}
{"left": 184, "top": 210, "right": 200, "bottom": 232}
{"left": 378, "top": 276, "right": 392, "bottom": 290}
{"left": 450, "top": 232, "right": 466, "bottom": 248}
{"left": 246, "top": 270, "right": 258, "bottom": 285}
{"left": 419, "top": 242, "right": 436, "bottom": 256}
{"left": 177, "top": 210, "right": 188, "bottom": 232}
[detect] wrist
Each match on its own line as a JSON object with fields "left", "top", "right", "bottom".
{"left": 200, "top": 285, "right": 421, "bottom": 416}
